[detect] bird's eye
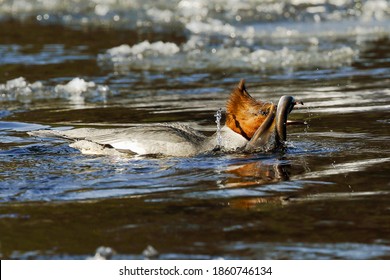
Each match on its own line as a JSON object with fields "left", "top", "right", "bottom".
{"left": 258, "top": 109, "right": 268, "bottom": 116}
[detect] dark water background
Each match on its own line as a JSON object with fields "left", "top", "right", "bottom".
{"left": 0, "top": 0, "right": 390, "bottom": 259}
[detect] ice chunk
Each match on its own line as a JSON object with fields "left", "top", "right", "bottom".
{"left": 0, "top": 77, "right": 43, "bottom": 92}
{"left": 99, "top": 39, "right": 357, "bottom": 73}
{"left": 0, "top": 76, "right": 110, "bottom": 104}
{"left": 54, "top": 78, "right": 99, "bottom": 105}
{"left": 4, "top": 77, "right": 28, "bottom": 89}
{"left": 105, "top": 40, "right": 180, "bottom": 58}
{"left": 0, "top": 77, "right": 44, "bottom": 103}
{"left": 54, "top": 78, "right": 95, "bottom": 95}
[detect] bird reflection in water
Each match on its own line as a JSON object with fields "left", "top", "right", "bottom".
{"left": 221, "top": 158, "right": 294, "bottom": 209}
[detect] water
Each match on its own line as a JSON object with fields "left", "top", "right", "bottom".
{"left": 214, "top": 108, "right": 222, "bottom": 147}
{"left": 0, "top": 0, "right": 390, "bottom": 259}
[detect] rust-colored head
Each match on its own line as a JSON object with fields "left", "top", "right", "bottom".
{"left": 226, "top": 79, "right": 274, "bottom": 140}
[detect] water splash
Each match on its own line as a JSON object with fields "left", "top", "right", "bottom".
{"left": 303, "top": 105, "right": 312, "bottom": 134}
{"left": 214, "top": 108, "right": 222, "bottom": 147}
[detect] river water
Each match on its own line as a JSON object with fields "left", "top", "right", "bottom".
{"left": 0, "top": 0, "right": 390, "bottom": 259}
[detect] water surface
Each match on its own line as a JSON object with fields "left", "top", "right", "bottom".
{"left": 0, "top": 0, "right": 390, "bottom": 259}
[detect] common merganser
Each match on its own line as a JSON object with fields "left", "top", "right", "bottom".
{"left": 29, "top": 79, "right": 303, "bottom": 157}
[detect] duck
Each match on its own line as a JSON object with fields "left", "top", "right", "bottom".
{"left": 29, "top": 79, "right": 303, "bottom": 157}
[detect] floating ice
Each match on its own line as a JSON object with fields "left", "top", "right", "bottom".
{"left": 0, "top": 77, "right": 111, "bottom": 104}
{"left": 54, "top": 78, "right": 95, "bottom": 95}
{"left": 105, "top": 41, "right": 180, "bottom": 59}
{"left": 99, "top": 41, "right": 182, "bottom": 71}
{"left": 248, "top": 46, "right": 357, "bottom": 70}
{"left": 0, "top": 77, "right": 42, "bottom": 91}
{"left": 54, "top": 78, "right": 111, "bottom": 105}
{"left": 1, "top": 0, "right": 389, "bottom": 31}
{"left": 0, "top": 77, "right": 43, "bottom": 103}
{"left": 99, "top": 39, "right": 357, "bottom": 73}
{"left": 186, "top": 19, "right": 236, "bottom": 37}
{"left": 2, "top": 77, "right": 27, "bottom": 89}
{"left": 146, "top": 8, "right": 174, "bottom": 23}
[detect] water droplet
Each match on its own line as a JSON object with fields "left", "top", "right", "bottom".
{"left": 214, "top": 108, "right": 222, "bottom": 147}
